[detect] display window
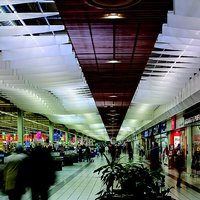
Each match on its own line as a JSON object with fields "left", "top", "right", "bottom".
{"left": 192, "top": 126, "right": 200, "bottom": 153}
{"left": 170, "top": 130, "right": 183, "bottom": 148}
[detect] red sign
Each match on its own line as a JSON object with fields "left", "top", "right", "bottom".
{"left": 171, "top": 116, "right": 176, "bottom": 130}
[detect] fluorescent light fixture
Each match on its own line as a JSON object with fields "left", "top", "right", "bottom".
{"left": 109, "top": 95, "right": 117, "bottom": 98}
{"left": 107, "top": 113, "right": 119, "bottom": 116}
{"left": 106, "top": 59, "right": 121, "bottom": 64}
{"left": 102, "top": 13, "right": 124, "bottom": 19}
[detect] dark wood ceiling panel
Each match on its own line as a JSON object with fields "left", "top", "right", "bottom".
{"left": 55, "top": 0, "right": 173, "bottom": 138}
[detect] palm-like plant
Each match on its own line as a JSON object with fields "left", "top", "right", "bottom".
{"left": 94, "top": 155, "right": 125, "bottom": 199}
{"left": 94, "top": 154, "right": 173, "bottom": 200}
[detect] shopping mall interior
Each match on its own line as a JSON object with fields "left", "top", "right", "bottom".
{"left": 0, "top": 0, "right": 200, "bottom": 200}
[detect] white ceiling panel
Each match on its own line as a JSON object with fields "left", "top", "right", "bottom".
{"left": 0, "top": 25, "right": 65, "bottom": 36}
{"left": 174, "top": 0, "right": 200, "bottom": 18}
{"left": 167, "top": 12, "right": 200, "bottom": 30}
{"left": 0, "top": 35, "right": 69, "bottom": 50}
{"left": 162, "top": 24, "right": 200, "bottom": 39}
{"left": 0, "top": 12, "right": 59, "bottom": 21}
{"left": 0, "top": 0, "right": 50, "bottom": 6}
{"left": 2, "top": 44, "right": 73, "bottom": 60}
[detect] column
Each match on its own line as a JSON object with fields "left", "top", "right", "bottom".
{"left": 64, "top": 127, "right": 69, "bottom": 144}
{"left": 17, "top": 109, "right": 24, "bottom": 145}
{"left": 75, "top": 133, "right": 78, "bottom": 145}
{"left": 49, "top": 121, "right": 54, "bottom": 144}
{"left": 186, "top": 126, "right": 192, "bottom": 174}
{"left": 80, "top": 135, "right": 83, "bottom": 145}
{"left": 90, "top": 138, "right": 93, "bottom": 146}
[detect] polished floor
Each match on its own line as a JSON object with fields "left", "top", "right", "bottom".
{"left": 0, "top": 154, "right": 199, "bottom": 200}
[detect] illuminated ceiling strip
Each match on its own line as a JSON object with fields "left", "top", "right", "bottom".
{"left": 167, "top": 12, "right": 200, "bottom": 30}
{"left": 0, "top": 35, "right": 69, "bottom": 50}
{"left": 0, "top": 25, "right": 65, "bottom": 36}
{"left": 0, "top": 12, "right": 59, "bottom": 21}
{"left": 162, "top": 24, "right": 200, "bottom": 39}
{"left": 0, "top": 0, "right": 53, "bottom": 6}
{"left": 157, "top": 35, "right": 200, "bottom": 46}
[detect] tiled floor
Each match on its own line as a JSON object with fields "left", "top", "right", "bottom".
{"left": 0, "top": 154, "right": 199, "bottom": 200}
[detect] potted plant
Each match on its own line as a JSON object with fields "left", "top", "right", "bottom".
{"left": 94, "top": 154, "right": 174, "bottom": 200}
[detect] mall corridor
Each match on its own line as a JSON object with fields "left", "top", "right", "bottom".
{"left": 0, "top": 154, "right": 199, "bottom": 200}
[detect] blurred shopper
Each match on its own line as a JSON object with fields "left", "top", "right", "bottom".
{"left": 110, "top": 144, "right": 116, "bottom": 161}
{"left": 3, "top": 145, "right": 28, "bottom": 200}
{"left": 127, "top": 142, "right": 133, "bottom": 161}
{"left": 140, "top": 145, "right": 145, "bottom": 161}
{"left": 85, "top": 146, "right": 91, "bottom": 162}
{"left": 150, "top": 142, "right": 161, "bottom": 171}
{"left": 174, "top": 149, "right": 185, "bottom": 188}
{"left": 127, "top": 146, "right": 133, "bottom": 161}
{"left": 105, "top": 145, "right": 109, "bottom": 155}
{"left": 29, "top": 142, "right": 56, "bottom": 200}
{"left": 78, "top": 146, "right": 83, "bottom": 162}
{"left": 99, "top": 145, "right": 105, "bottom": 157}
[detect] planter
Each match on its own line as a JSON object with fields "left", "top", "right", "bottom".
{"left": 101, "top": 196, "right": 175, "bottom": 200}
{"left": 94, "top": 155, "right": 174, "bottom": 200}
{"left": 53, "top": 159, "right": 62, "bottom": 171}
{"left": 72, "top": 154, "right": 79, "bottom": 163}
{"left": 63, "top": 156, "right": 74, "bottom": 166}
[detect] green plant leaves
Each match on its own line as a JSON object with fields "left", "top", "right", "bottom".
{"left": 94, "top": 155, "right": 173, "bottom": 200}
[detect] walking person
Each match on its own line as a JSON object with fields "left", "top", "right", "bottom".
{"left": 99, "top": 145, "right": 105, "bottom": 157}
{"left": 110, "top": 144, "right": 116, "bottom": 161}
{"left": 128, "top": 147, "right": 133, "bottom": 161}
{"left": 29, "top": 142, "right": 56, "bottom": 200}
{"left": 3, "top": 145, "right": 28, "bottom": 200}
{"left": 85, "top": 146, "right": 91, "bottom": 162}
{"left": 150, "top": 142, "right": 161, "bottom": 171}
{"left": 127, "top": 142, "right": 133, "bottom": 161}
{"left": 140, "top": 145, "right": 145, "bottom": 161}
{"left": 174, "top": 149, "right": 185, "bottom": 188}
{"left": 105, "top": 145, "right": 109, "bottom": 155}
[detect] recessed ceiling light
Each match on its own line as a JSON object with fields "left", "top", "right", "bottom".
{"left": 106, "top": 59, "right": 121, "bottom": 64}
{"left": 107, "top": 113, "right": 119, "bottom": 116}
{"left": 102, "top": 13, "right": 124, "bottom": 19}
{"left": 109, "top": 95, "right": 117, "bottom": 98}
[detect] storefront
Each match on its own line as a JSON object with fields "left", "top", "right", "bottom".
{"left": 191, "top": 125, "right": 200, "bottom": 175}
{"left": 143, "top": 129, "right": 151, "bottom": 159}
{"left": 152, "top": 122, "right": 168, "bottom": 163}
{"left": 184, "top": 103, "right": 200, "bottom": 176}
{"left": 192, "top": 126, "right": 200, "bottom": 153}
{"left": 169, "top": 115, "right": 186, "bottom": 151}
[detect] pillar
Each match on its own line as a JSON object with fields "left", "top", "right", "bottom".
{"left": 80, "top": 135, "right": 83, "bottom": 145}
{"left": 186, "top": 126, "right": 192, "bottom": 174}
{"left": 17, "top": 109, "right": 24, "bottom": 145}
{"left": 90, "top": 138, "right": 93, "bottom": 146}
{"left": 75, "top": 133, "right": 78, "bottom": 145}
{"left": 85, "top": 136, "right": 88, "bottom": 146}
{"left": 49, "top": 121, "right": 54, "bottom": 144}
{"left": 64, "top": 127, "right": 69, "bottom": 144}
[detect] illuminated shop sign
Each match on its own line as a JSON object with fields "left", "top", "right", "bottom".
{"left": 149, "top": 128, "right": 152, "bottom": 136}
{"left": 160, "top": 122, "right": 166, "bottom": 133}
{"left": 171, "top": 116, "right": 176, "bottom": 130}
{"left": 143, "top": 130, "right": 149, "bottom": 138}
{"left": 153, "top": 124, "right": 160, "bottom": 135}
{"left": 184, "top": 114, "right": 200, "bottom": 125}
{"left": 53, "top": 130, "right": 62, "bottom": 141}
